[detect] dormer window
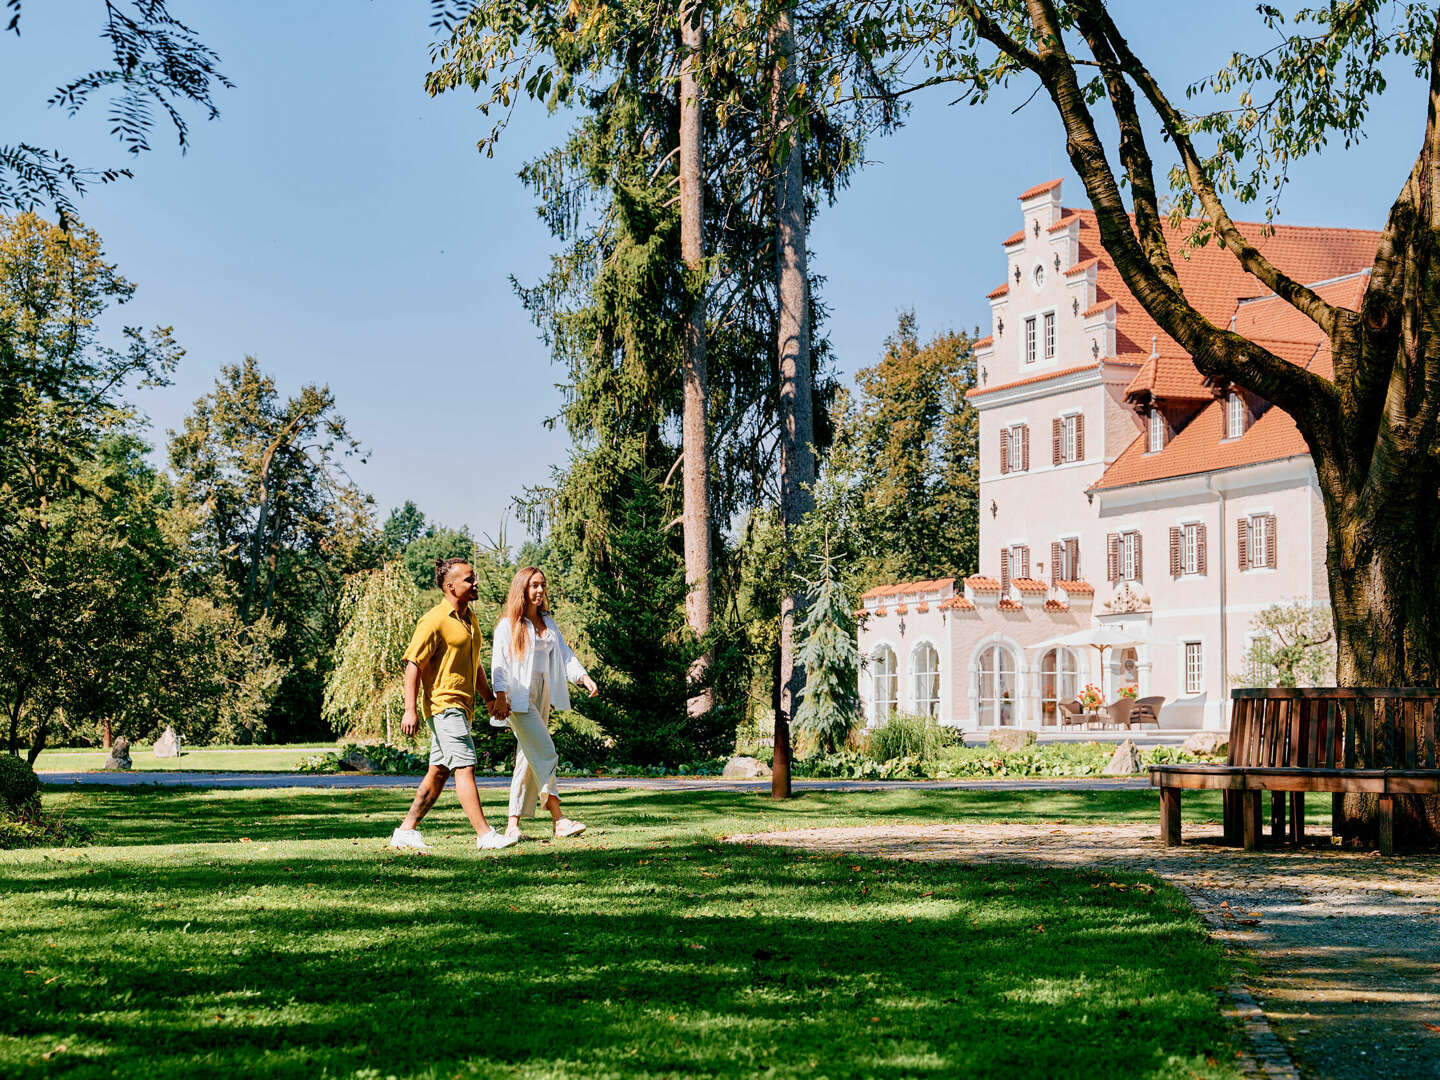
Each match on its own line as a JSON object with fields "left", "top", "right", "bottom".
{"left": 1147, "top": 409, "right": 1166, "bottom": 453}
{"left": 1226, "top": 392, "right": 1248, "bottom": 439}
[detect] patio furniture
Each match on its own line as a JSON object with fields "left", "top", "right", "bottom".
{"left": 1057, "top": 700, "right": 1086, "bottom": 729}
{"left": 1132, "top": 695, "right": 1164, "bottom": 727}
{"left": 1103, "top": 697, "right": 1135, "bottom": 730}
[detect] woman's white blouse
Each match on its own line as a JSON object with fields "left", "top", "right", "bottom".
{"left": 491, "top": 614, "right": 588, "bottom": 714}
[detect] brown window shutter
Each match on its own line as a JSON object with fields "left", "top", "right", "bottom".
{"left": 1169, "top": 526, "right": 1182, "bottom": 577}
{"left": 1133, "top": 530, "right": 1143, "bottom": 582}
{"left": 1066, "top": 538, "right": 1080, "bottom": 579}
{"left": 1020, "top": 425, "right": 1030, "bottom": 471}
{"left": 1266, "top": 514, "right": 1277, "bottom": 568}
{"left": 1000, "top": 548, "right": 1011, "bottom": 591}
{"left": 1021, "top": 546, "right": 1031, "bottom": 579}
{"left": 1051, "top": 541, "right": 1063, "bottom": 584}
{"left": 1197, "top": 524, "right": 1208, "bottom": 576}
{"left": 1237, "top": 517, "right": 1249, "bottom": 570}
{"left": 1106, "top": 533, "right": 1120, "bottom": 583}
{"left": 1075, "top": 412, "right": 1085, "bottom": 461}
{"left": 1000, "top": 430, "right": 1009, "bottom": 474}
{"left": 1052, "top": 418, "right": 1063, "bottom": 465}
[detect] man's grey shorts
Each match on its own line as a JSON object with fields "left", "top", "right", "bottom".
{"left": 426, "top": 707, "right": 477, "bottom": 769}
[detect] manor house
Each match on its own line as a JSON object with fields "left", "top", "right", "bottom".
{"left": 857, "top": 178, "right": 1374, "bottom": 731}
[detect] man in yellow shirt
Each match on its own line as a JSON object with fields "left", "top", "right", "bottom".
{"left": 390, "top": 556, "right": 514, "bottom": 851}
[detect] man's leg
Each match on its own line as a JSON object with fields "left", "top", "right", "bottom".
{"left": 401, "top": 765, "right": 451, "bottom": 830}
{"left": 451, "top": 766, "right": 494, "bottom": 837}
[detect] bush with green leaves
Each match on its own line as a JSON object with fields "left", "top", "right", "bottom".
{"left": 0, "top": 755, "right": 40, "bottom": 812}
{"left": 864, "top": 714, "right": 956, "bottom": 765}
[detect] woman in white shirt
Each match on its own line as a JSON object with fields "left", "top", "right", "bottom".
{"left": 491, "top": 566, "right": 598, "bottom": 841}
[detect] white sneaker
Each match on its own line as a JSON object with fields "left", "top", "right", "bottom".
{"left": 390, "top": 827, "right": 428, "bottom": 850}
{"left": 554, "top": 818, "right": 586, "bottom": 839}
{"left": 478, "top": 829, "right": 518, "bottom": 850}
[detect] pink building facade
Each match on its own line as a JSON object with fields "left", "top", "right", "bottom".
{"left": 857, "top": 179, "right": 1374, "bottom": 731}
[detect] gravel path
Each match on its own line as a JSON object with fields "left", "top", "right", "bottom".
{"left": 37, "top": 771, "right": 1150, "bottom": 792}
{"left": 727, "top": 822, "right": 1440, "bottom": 1080}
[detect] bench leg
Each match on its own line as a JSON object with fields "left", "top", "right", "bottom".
{"left": 1289, "top": 793, "right": 1304, "bottom": 846}
{"left": 1270, "top": 791, "right": 1286, "bottom": 844}
{"left": 1160, "top": 787, "right": 1181, "bottom": 846}
{"left": 1377, "top": 795, "right": 1394, "bottom": 856}
{"left": 1332, "top": 792, "right": 1345, "bottom": 842}
{"left": 1242, "top": 791, "right": 1262, "bottom": 851}
{"left": 1223, "top": 790, "right": 1240, "bottom": 846}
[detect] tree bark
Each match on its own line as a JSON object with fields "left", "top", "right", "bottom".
{"left": 679, "top": 0, "right": 714, "bottom": 719}
{"left": 771, "top": 1, "right": 814, "bottom": 800}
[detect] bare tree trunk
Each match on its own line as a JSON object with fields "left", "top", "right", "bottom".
{"left": 771, "top": 1, "right": 814, "bottom": 800}
{"left": 679, "top": 0, "right": 714, "bottom": 719}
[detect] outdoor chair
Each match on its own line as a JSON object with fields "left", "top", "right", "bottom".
{"left": 1132, "top": 696, "right": 1164, "bottom": 727}
{"left": 1104, "top": 697, "right": 1135, "bottom": 730}
{"left": 1057, "top": 700, "right": 1085, "bottom": 729}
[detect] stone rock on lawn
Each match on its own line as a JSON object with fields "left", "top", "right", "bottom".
{"left": 153, "top": 725, "right": 181, "bottom": 758}
{"left": 722, "top": 756, "right": 771, "bottom": 779}
{"left": 1103, "top": 738, "right": 1144, "bottom": 776}
{"left": 103, "top": 737, "right": 132, "bottom": 771}
{"left": 987, "top": 728, "right": 1036, "bottom": 751}
{"left": 339, "top": 749, "right": 378, "bottom": 772}
{"left": 1182, "top": 731, "right": 1228, "bottom": 757}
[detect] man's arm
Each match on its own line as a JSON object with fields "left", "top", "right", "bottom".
{"left": 476, "top": 664, "right": 503, "bottom": 718}
{"left": 401, "top": 661, "right": 421, "bottom": 737}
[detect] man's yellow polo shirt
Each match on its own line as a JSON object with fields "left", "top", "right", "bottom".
{"left": 402, "top": 601, "right": 481, "bottom": 718}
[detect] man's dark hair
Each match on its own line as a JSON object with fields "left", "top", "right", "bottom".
{"left": 434, "top": 556, "right": 470, "bottom": 591}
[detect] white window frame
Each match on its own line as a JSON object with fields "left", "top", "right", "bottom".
{"left": 1055, "top": 535, "right": 1080, "bottom": 580}
{"left": 1183, "top": 641, "right": 1204, "bottom": 696}
{"left": 911, "top": 641, "right": 941, "bottom": 718}
{"left": 1006, "top": 423, "right": 1026, "bottom": 471}
{"left": 1227, "top": 392, "right": 1246, "bottom": 439}
{"left": 1060, "top": 411, "right": 1079, "bottom": 463}
{"left": 1246, "top": 633, "right": 1274, "bottom": 686}
{"left": 1181, "top": 521, "right": 1200, "bottom": 576}
{"left": 1121, "top": 531, "right": 1139, "bottom": 581}
{"left": 1147, "top": 410, "right": 1165, "bottom": 453}
{"left": 1043, "top": 311, "right": 1056, "bottom": 359}
{"left": 869, "top": 645, "right": 898, "bottom": 720}
{"left": 1008, "top": 543, "right": 1028, "bottom": 579}
{"left": 1248, "top": 514, "right": 1269, "bottom": 570}
{"left": 1024, "top": 316, "right": 1037, "bottom": 364}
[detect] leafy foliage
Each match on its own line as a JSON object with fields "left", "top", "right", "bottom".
{"left": 323, "top": 561, "right": 424, "bottom": 742}
{"left": 1236, "top": 600, "right": 1336, "bottom": 688}
{"left": 792, "top": 549, "right": 861, "bottom": 753}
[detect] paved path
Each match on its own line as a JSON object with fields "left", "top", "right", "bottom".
{"left": 728, "top": 822, "right": 1440, "bottom": 1080}
{"left": 38, "top": 771, "right": 1151, "bottom": 792}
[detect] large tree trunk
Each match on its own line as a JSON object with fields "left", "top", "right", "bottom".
{"left": 679, "top": 0, "right": 714, "bottom": 719}
{"left": 771, "top": 1, "right": 814, "bottom": 800}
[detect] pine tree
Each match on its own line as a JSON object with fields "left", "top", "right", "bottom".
{"left": 792, "top": 546, "right": 860, "bottom": 755}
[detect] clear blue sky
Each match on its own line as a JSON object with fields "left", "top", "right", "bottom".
{"left": 3, "top": 1, "right": 1424, "bottom": 541}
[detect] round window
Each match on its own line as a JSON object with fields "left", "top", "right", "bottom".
{"left": 1033, "top": 264, "right": 1045, "bottom": 288}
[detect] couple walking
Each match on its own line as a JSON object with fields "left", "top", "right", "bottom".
{"left": 389, "top": 559, "right": 597, "bottom": 851}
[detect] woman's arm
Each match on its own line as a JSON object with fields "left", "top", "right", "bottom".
{"left": 549, "top": 616, "right": 597, "bottom": 696}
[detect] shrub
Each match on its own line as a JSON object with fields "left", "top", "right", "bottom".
{"left": 865, "top": 714, "right": 955, "bottom": 764}
{"left": 553, "top": 712, "right": 611, "bottom": 772}
{"left": 0, "top": 754, "right": 40, "bottom": 812}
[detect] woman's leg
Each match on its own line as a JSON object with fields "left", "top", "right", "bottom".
{"left": 506, "top": 706, "right": 560, "bottom": 825}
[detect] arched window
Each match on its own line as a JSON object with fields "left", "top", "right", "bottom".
{"left": 911, "top": 642, "right": 940, "bottom": 717}
{"left": 1040, "top": 648, "right": 1080, "bottom": 726}
{"left": 869, "top": 646, "right": 897, "bottom": 721}
{"left": 975, "top": 644, "right": 1017, "bottom": 727}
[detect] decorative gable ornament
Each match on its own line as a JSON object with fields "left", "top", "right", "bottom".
{"left": 1103, "top": 582, "right": 1151, "bottom": 614}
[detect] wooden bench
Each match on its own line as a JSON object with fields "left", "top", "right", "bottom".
{"left": 1149, "top": 688, "right": 1440, "bottom": 855}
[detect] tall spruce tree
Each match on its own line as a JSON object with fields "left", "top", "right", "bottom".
{"left": 792, "top": 547, "right": 861, "bottom": 754}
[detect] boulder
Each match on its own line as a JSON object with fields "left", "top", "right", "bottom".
{"left": 1183, "top": 731, "right": 1229, "bottom": 757}
{"left": 1103, "top": 738, "right": 1144, "bottom": 776}
{"left": 103, "top": 737, "right": 133, "bottom": 771}
{"left": 153, "top": 726, "right": 181, "bottom": 758}
{"left": 987, "top": 727, "right": 1037, "bottom": 751}
{"left": 722, "top": 755, "right": 772, "bottom": 779}
{"left": 338, "top": 749, "right": 378, "bottom": 773}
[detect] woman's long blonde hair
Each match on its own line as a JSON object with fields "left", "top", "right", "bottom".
{"left": 504, "top": 566, "right": 548, "bottom": 661}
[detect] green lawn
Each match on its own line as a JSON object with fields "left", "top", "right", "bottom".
{"left": 32, "top": 745, "right": 335, "bottom": 773}
{"left": 2, "top": 787, "right": 1244, "bottom": 1079}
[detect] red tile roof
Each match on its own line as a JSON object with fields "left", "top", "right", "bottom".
{"left": 1083, "top": 298, "right": 1118, "bottom": 319}
{"left": 1048, "top": 214, "right": 1082, "bottom": 232}
{"left": 940, "top": 596, "right": 976, "bottom": 611}
{"left": 1002, "top": 229, "right": 1025, "bottom": 247}
{"left": 986, "top": 282, "right": 1011, "bottom": 300}
{"left": 859, "top": 577, "right": 957, "bottom": 600}
{"left": 1019, "top": 178, "right": 1064, "bottom": 200}
{"left": 967, "top": 361, "right": 1099, "bottom": 400}
{"left": 965, "top": 575, "right": 1001, "bottom": 591}
{"left": 1011, "top": 578, "right": 1049, "bottom": 593}
{"left": 1093, "top": 341, "right": 1326, "bottom": 490}
{"left": 1064, "top": 257, "right": 1100, "bottom": 277}
{"left": 1124, "top": 353, "right": 1216, "bottom": 403}
{"left": 1230, "top": 271, "right": 1369, "bottom": 344}
{"left": 997, "top": 598, "right": 1023, "bottom": 611}
{"left": 974, "top": 335, "right": 994, "bottom": 349}
{"left": 1044, "top": 599, "right": 1069, "bottom": 611}
{"left": 1055, "top": 580, "right": 1095, "bottom": 593}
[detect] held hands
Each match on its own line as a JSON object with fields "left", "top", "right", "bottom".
{"left": 486, "top": 694, "right": 511, "bottom": 721}
{"left": 400, "top": 708, "right": 419, "bottom": 738}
